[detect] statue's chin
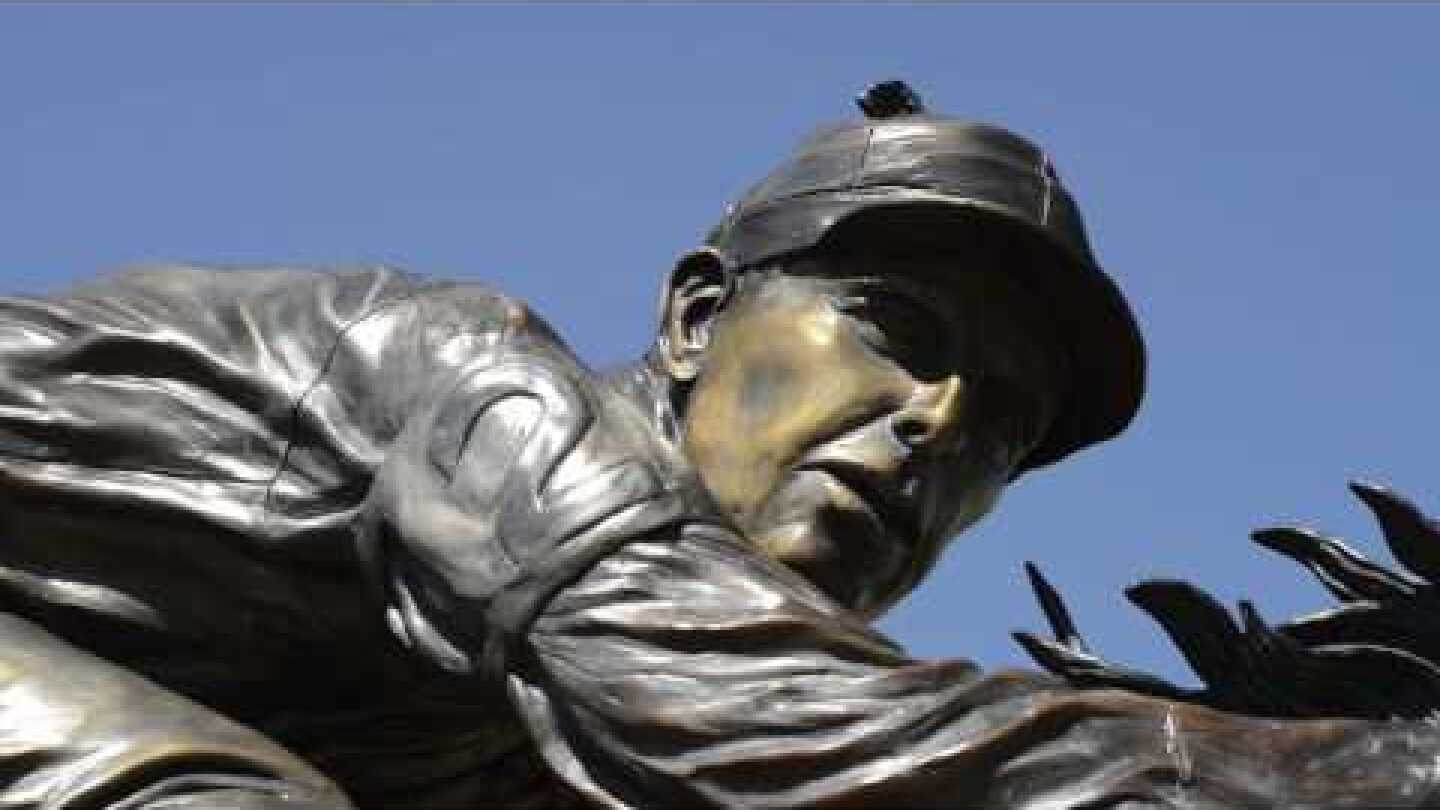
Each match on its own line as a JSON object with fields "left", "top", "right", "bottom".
{"left": 746, "top": 471, "right": 907, "bottom": 615}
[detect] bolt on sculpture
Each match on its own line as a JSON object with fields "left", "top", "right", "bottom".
{"left": 0, "top": 81, "right": 1436, "bottom": 808}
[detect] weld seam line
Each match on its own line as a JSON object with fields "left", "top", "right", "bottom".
{"left": 261, "top": 271, "right": 423, "bottom": 521}
{"left": 1039, "top": 152, "right": 1054, "bottom": 226}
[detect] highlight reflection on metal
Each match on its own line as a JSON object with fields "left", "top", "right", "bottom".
{"left": 0, "top": 81, "right": 1434, "bottom": 808}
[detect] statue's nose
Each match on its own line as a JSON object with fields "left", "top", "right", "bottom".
{"left": 891, "top": 375, "right": 965, "bottom": 449}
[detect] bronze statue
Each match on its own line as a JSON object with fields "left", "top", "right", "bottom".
{"left": 0, "top": 80, "right": 1437, "bottom": 808}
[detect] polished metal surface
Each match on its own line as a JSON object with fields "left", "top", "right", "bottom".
{"left": 0, "top": 81, "right": 1436, "bottom": 808}
{"left": 706, "top": 81, "right": 1144, "bottom": 474}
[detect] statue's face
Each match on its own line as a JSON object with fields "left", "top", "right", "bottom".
{"left": 681, "top": 252, "right": 1062, "bottom": 616}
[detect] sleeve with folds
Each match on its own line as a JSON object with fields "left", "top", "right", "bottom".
{"left": 356, "top": 281, "right": 1440, "bottom": 809}
{"left": 519, "top": 525, "right": 1440, "bottom": 808}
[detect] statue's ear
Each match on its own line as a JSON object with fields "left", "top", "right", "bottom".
{"left": 658, "top": 247, "right": 736, "bottom": 382}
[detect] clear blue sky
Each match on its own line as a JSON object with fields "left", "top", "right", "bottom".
{"left": 4, "top": 4, "right": 1438, "bottom": 685}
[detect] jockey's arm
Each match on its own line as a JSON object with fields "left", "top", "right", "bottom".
{"left": 363, "top": 334, "right": 1440, "bottom": 809}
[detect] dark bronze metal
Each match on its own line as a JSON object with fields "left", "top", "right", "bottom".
{"left": 707, "top": 79, "right": 1144, "bottom": 474}
{"left": 1020, "top": 481, "right": 1440, "bottom": 721}
{"left": 856, "top": 79, "right": 926, "bottom": 118}
{"left": 0, "top": 82, "right": 1435, "bottom": 808}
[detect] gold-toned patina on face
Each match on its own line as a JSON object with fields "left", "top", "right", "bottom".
{"left": 678, "top": 253, "right": 1063, "bottom": 616}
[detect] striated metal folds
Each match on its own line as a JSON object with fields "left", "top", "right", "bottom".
{"left": 0, "top": 265, "right": 1436, "bottom": 807}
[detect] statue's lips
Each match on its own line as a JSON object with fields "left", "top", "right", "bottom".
{"left": 793, "top": 459, "right": 920, "bottom": 546}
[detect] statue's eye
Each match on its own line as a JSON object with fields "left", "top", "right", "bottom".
{"left": 835, "top": 290, "right": 949, "bottom": 380}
